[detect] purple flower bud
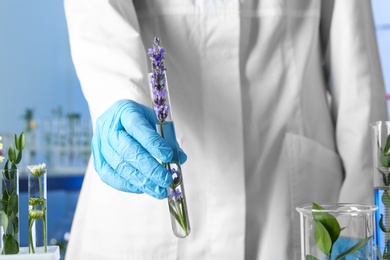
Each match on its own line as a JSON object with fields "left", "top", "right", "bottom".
{"left": 149, "top": 37, "right": 170, "bottom": 122}
{"left": 154, "top": 37, "right": 160, "bottom": 46}
{"left": 158, "top": 46, "right": 166, "bottom": 57}
{"left": 169, "top": 188, "right": 182, "bottom": 201}
{"left": 171, "top": 167, "right": 181, "bottom": 177}
{"left": 153, "top": 90, "right": 167, "bottom": 106}
{"left": 154, "top": 104, "right": 170, "bottom": 122}
{"left": 150, "top": 76, "right": 156, "bottom": 86}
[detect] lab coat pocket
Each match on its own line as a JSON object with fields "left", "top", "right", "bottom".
{"left": 285, "top": 132, "right": 343, "bottom": 207}
{"left": 285, "top": 133, "right": 344, "bottom": 258}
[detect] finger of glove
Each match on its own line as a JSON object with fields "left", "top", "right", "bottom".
{"left": 176, "top": 144, "right": 187, "bottom": 165}
{"left": 120, "top": 105, "right": 173, "bottom": 163}
{"left": 107, "top": 129, "right": 172, "bottom": 188}
{"left": 91, "top": 132, "right": 143, "bottom": 194}
{"left": 98, "top": 134, "right": 169, "bottom": 199}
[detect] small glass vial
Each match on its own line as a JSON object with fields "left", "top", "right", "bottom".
{"left": 0, "top": 169, "right": 20, "bottom": 255}
{"left": 27, "top": 164, "right": 47, "bottom": 253}
{"left": 156, "top": 122, "right": 191, "bottom": 238}
{"left": 148, "top": 37, "right": 190, "bottom": 237}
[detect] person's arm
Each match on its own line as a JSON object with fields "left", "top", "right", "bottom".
{"left": 64, "top": 0, "right": 186, "bottom": 198}
{"left": 64, "top": 0, "right": 150, "bottom": 123}
{"left": 322, "top": 0, "right": 388, "bottom": 203}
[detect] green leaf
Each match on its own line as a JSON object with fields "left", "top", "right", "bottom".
{"left": 14, "top": 151, "right": 22, "bottom": 164}
{"left": 381, "top": 151, "right": 389, "bottom": 167}
{"left": 11, "top": 215, "right": 18, "bottom": 234}
{"left": 9, "top": 172, "right": 15, "bottom": 181}
{"left": 9, "top": 168, "right": 16, "bottom": 180}
{"left": 383, "top": 251, "right": 390, "bottom": 258}
{"left": 4, "top": 159, "right": 9, "bottom": 171}
{"left": 3, "top": 234, "right": 19, "bottom": 254}
{"left": 376, "top": 247, "right": 384, "bottom": 259}
{"left": 8, "top": 144, "right": 16, "bottom": 163}
{"left": 13, "top": 134, "right": 18, "bottom": 150}
{"left": 171, "top": 175, "right": 182, "bottom": 189}
{"left": 0, "top": 199, "right": 4, "bottom": 211}
{"left": 306, "top": 256, "right": 319, "bottom": 260}
{"left": 174, "top": 197, "right": 189, "bottom": 235}
{"left": 383, "top": 191, "right": 390, "bottom": 208}
{"left": 314, "top": 220, "right": 332, "bottom": 255}
{"left": 16, "top": 132, "right": 25, "bottom": 151}
{"left": 379, "top": 214, "right": 390, "bottom": 233}
{"left": 0, "top": 200, "right": 7, "bottom": 215}
{"left": 7, "top": 191, "right": 18, "bottom": 216}
{"left": 312, "top": 203, "right": 341, "bottom": 244}
{"left": 378, "top": 167, "right": 390, "bottom": 186}
{"left": 0, "top": 210, "right": 8, "bottom": 230}
{"left": 169, "top": 204, "right": 181, "bottom": 226}
{"left": 387, "top": 155, "right": 390, "bottom": 170}
{"left": 334, "top": 236, "right": 372, "bottom": 260}
{"left": 2, "top": 189, "right": 10, "bottom": 205}
{"left": 11, "top": 163, "right": 17, "bottom": 171}
{"left": 180, "top": 198, "right": 188, "bottom": 230}
{"left": 384, "top": 134, "right": 390, "bottom": 153}
{"left": 4, "top": 169, "right": 10, "bottom": 180}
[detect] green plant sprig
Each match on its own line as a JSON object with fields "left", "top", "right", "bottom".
{"left": 0, "top": 132, "right": 25, "bottom": 254}
{"left": 27, "top": 163, "right": 47, "bottom": 253}
{"left": 3, "top": 132, "right": 26, "bottom": 172}
{"left": 377, "top": 134, "right": 390, "bottom": 259}
{"left": 308, "top": 203, "right": 372, "bottom": 260}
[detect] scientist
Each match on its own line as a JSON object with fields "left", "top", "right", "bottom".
{"left": 64, "top": 0, "right": 387, "bottom": 259}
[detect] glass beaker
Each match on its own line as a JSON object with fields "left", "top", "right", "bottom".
{"left": 296, "top": 203, "right": 377, "bottom": 260}
{"left": 370, "top": 121, "right": 390, "bottom": 258}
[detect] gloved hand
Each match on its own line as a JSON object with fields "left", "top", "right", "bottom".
{"left": 92, "top": 99, "right": 187, "bottom": 199}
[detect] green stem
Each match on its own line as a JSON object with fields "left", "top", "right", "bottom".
{"left": 28, "top": 218, "right": 35, "bottom": 253}
{"left": 159, "top": 122, "right": 189, "bottom": 236}
{"left": 177, "top": 199, "right": 188, "bottom": 235}
{"left": 6, "top": 216, "right": 10, "bottom": 234}
{"left": 43, "top": 217, "right": 47, "bottom": 252}
{"left": 158, "top": 123, "right": 164, "bottom": 139}
{"left": 175, "top": 200, "right": 185, "bottom": 229}
{"left": 43, "top": 205, "right": 47, "bottom": 252}
{"left": 38, "top": 177, "right": 42, "bottom": 203}
{"left": 39, "top": 177, "right": 47, "bottom": 252}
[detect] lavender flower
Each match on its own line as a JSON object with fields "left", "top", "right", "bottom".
{"left": 171, "top": 167, "right": 181, "bottom": 178}
{"left": 147, "top": 37, "right": 190, "bottom": 238}
{"left": 169, "top": 189, "right": 182, "bottom": 201}
{"left": 148, "top": 37, "right": 169, "bottom": 122}
{"left": 170, "top": 166, "right": 182, "bottom": 188}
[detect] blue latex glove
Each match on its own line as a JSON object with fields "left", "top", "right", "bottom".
{"left": 92, "top": 100, "right": 187, "bottom": 199}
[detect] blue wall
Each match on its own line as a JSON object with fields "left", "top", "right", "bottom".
{"left": 0, "top": 0, "right": 389, "bottom": 132}
{"left": 0, "top": 2, "right": 88, "bottom": 258}
{"left": 0, "top": 0, "right": 90, "bottom": 135}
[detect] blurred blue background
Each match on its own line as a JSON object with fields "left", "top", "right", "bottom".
{"left": 0, "top": 0, "right": 389, "bottom": 259}
{"left": 0, "top": 0, "right": 89, "bottom": 258}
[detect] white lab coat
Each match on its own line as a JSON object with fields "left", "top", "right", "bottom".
{"left": 64, "top": 0, "right": 387, "bottom": 259}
